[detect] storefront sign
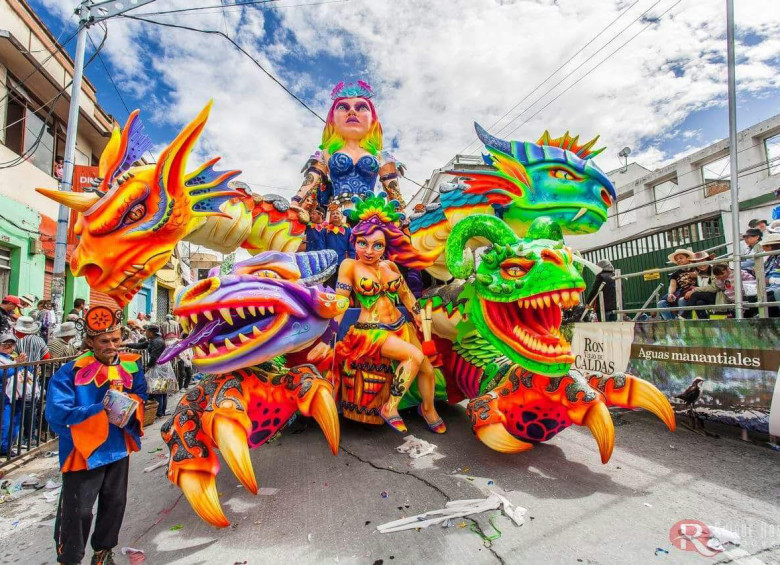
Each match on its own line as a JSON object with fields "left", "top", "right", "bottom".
{"left": 67, "top": 165, "right": 100, "bottom": 244}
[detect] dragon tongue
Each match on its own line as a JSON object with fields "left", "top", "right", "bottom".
{"left": 159, "top": 319, "right": 222, "bottom": 363}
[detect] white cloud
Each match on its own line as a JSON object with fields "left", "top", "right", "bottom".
{"left": 36, "top": 0, "right": 780, "bottom": 202}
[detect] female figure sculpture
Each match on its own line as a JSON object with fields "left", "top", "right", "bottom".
{"left": 292, "top": 81, "right": 405, "bottom": 212}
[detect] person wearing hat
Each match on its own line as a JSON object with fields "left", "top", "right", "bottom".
{"left": 48, "top": 322, "right": 79, "bottom": 358}
{"left": 20, "top": 294, "right": 37, "bottom": 315}
{"left": 125, "top": 324, "right": 169, "bottom": 417}
{"left": 0, "top": 333, "right": 25, "bottom": 455}
{"left": 585, "top": 259, "right": 617, "bottom": 321}
{"left": 748, "top": 218, "right": 768, "bottom": 233}
{"left": 13, "top": 316, "right": 50, "bottom": 448}
{"left": 0, "top": 296, "right": 21, "bottom": 334}
{"left": 760, "top": 232, "right": 780, "bottom": 313}
{"left": 300, "top": 205, "right": 327, "bottom": 253}
{"left": 657, "top": 249, "right": 698, "bottom": 320}
{"left": 34, "top": 299, "right": 56, "bottom": 342}
{"left": 740, "top": 228, "right": 763, "bottom": 271}
{"left": 46, "top": 307, "right": 147, "bottom": 565}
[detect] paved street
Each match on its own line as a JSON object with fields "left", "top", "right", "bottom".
{"left": 0, "top": 401, "right": 778, "bottom": 565}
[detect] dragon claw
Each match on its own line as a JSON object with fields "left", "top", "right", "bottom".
{"left": 627, "top": 378, "right": 676, "bottom": 432}
{"left": 584, "top": 402, "right": 615, "bottom": 464}
{"left": 475, "top": 423, "right": 534, "bottom": 453}
{"left": 179, "top": 470, "right": 231, "bottom": 528}
{"left": 309, "top": 387, "right": 340, "bottom": 456}
{"left": 213, "top": 417, "right": 258, "bottom": 494}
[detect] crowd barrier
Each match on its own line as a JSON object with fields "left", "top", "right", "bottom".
{"left": 0, "top": 355, "right": 78, "bottom": 466}
{"left": 570, "top": 319, "right": 780, "bottom": 437}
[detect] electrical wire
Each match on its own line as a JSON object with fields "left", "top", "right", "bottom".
{"left": 119, "top": 13, "right": 325, "bottom": 123}
{"left": 457, "top": 0, "right": 645, "bottom": 154}
{"left": 133, "top": 0, "right": 281, "bottom": 17}
{"left": 0, "top": 24, "right": 107, "bottom": 169}
{"left": 0, "top": 27, "right": 80, "bottom": 108}
{"left": 499, "top": 0, "right": 683, "bottom": 142}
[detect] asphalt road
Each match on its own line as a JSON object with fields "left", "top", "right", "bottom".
{"left": 0, "top": 401, "right": 778, "bottom": 565}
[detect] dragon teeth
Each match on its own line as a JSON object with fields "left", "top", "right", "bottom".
{"left": 236, "top": 307, "right": 246, "bottom": 319}
{"left": 220, "top": 308, "right": 233, "bottom": 325}
{"left": 248, "top": 306, "right": 257, "bottom": 316}
{"left": 268, "top": 306, "right": 275, "bottom": 314}
{"left": 572, "top": 207, "right": 588, "bottom": 222}
{"left": 238, "top": 333, "right": 250, "bottom": 343}
{"left": 224, "top": 338, "right": 235, "bottom": 351}
{"left": 204, "top": 311, "right": 214, "bottom": 321}
{"left": 190, "top": 313, "right": 198, "bottom": 324}
{"left": 543, "top": 295, "right": 551, "bottom": 308}
{"left": 252, "top": 326, "right": 261, "bottom": 337}
{"left": 258, "top": 306, "right": 265, "bottom": 316}
{"left": 208, "top": 343, "right": 218, "bottom": 354}
{"left": 551, "top": 293, "right": 561, "bottom": 304}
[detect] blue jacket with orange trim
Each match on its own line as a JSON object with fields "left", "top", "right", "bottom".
{"left": 46, "top": 352, "right": 147, "bottom": 472}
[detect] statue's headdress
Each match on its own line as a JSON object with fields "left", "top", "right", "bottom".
{"left": 347, "top": 193, "right": 403, "bottom": 226}
{"left": 330, "top": 80, "right": 374, "bottom": 100}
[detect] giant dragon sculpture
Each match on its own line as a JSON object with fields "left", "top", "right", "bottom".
{"left": 37, "top": 103, "right": 306, "bottom": 307}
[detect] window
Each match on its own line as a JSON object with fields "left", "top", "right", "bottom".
{"left": 701, "top": 155, "right": 731, "bottom": 197}
{"left": 702, "top": 219, "right": 722, "bottom": 239}
{"left": 616, "top": 194, "right": 636, "bottom": 226}
{"left": 1, "top": 75, "right": 60, "bottom": 176}
{"left": 653, "top": 176, "right": 680, "bottom": 213}
{"left": 766, "top": 133, "right": 780, "bottom": 176}
{"left": 666, "top": 225, "right": 691, "bottom": 247}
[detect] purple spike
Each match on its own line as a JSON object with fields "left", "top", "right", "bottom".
{"left": 474, "top": 123, "right": 511, "bottom": 155}
{"left": 114, "top": 115, "right": 153, "bottom": 180}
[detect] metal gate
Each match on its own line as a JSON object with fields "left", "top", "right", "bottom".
{"left": 156, "top": 286, "right": 170, "bottom": 322}
{"left": 581, "top": 216, "right": 726, "bottom": 310}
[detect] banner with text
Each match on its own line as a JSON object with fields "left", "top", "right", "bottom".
{"left": 571, "top": 322, "right": 635, "bottom": 375}
{"left": 626, "top": 319, "right": 780, "bottom": 435}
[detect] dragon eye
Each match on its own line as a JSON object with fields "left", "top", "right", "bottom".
{"left": 500, "top": 258, "right": 535, "bottom": 279}
{"left": 124, "top": 204, "right": 146, "bottom": 224}
{"left": 549, "top": 167, "right": 582, "bottom": 182}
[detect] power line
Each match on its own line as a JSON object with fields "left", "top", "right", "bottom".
{"left": 140, "top": 0, "right": 347, "bottom": 17}
{"left": 500, "top": 0, "right": 683, "bottom": 142}
{"left": 457, "top": 0, "right": 645, "bottom": 154}
{"left": 120, "top": 13, "right": 326, "bottom": 123}
{"left": 0, "top": 24, "right": 107, "bottom": 169}
{"left": 134, "top": 0, "right": 281, "bottom": 17}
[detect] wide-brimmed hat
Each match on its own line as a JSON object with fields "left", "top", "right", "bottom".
{"left": 667, "top": 249, "right": 695, "bottom": 263}
{"left": 13, "top": 316, "right": 41, "bottom": 334}
{"left": 0, "top": 333, "right": 16, "bottom": 344}
{"left": 692, "top": 250, "right": 715, "bottom": 262}
{"left": 20, "top": 294, "right": 36, "bottom": 307}
{"left": 761, "top": 232, "right": 780, "bottom": 246}
{"left": 742, "top": 228, "right": 762, "bottom": 238}
{"left": 56, "top": 322, "right": 78, "bottom": 338}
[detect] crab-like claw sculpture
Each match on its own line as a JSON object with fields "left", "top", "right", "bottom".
{"left": 159, "top": 250, "right": 348, "bottom": 527}
{"left": 436, "top": 214, "right": 675, "bottom": 462}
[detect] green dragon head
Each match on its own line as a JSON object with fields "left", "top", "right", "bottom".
{"left": 446, "top": 215, "right": 585, "bottom": 376}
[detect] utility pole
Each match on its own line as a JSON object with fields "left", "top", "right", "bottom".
{"left": 726, "top": 0, "right": 742, "bottom": 319}
{"left": 50, "top": 0, "right": 156, "bottom": 322}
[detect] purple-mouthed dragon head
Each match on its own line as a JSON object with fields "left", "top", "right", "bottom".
{"left": 159, "top": 250, "right": 348, "bottom": 374}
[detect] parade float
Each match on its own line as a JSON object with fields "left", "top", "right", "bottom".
{"left": 38, "top": 81, "right": 677, "bottom": 527}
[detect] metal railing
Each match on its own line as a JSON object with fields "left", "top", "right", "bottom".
{"left": 613, "top": 247, "right": 780, "bottom": 319}
{"left": 0, "top": 355, "right": 78, "bottom": 466}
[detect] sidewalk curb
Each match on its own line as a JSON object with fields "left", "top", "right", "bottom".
{"left": 0, "top": 439, "right": 58, "bottom": 476}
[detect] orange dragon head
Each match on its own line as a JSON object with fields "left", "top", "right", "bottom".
{"left": 37, "top": 102, "right": 242, "bottom": 307}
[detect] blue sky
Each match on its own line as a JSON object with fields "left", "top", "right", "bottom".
{"left": 30, "top": 0, "right": 780, "bottom": 199}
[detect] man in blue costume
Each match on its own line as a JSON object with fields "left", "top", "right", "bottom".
{"left": 323, "top": 204, "right": 353, "bottom": 264}
{"left": 303, "top": 206, "right": 326, "bottom": 252}
{"left": 46, "top": 307, "right": 147, "bottom": 565}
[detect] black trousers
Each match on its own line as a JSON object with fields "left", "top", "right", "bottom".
{"left": 54, "top": 456, "right": 129, "bottom": 564}
{"left": 688, "top": 291, "right": 717, "bottom": 319}
{"left": 178, "top": 363, "right": 192, "bottom": 390}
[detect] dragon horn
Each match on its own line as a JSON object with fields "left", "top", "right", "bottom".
{"left": 35, "top": 188, "right": 100, "bottom": 213}
{"left": 445, "top": 214, "right": 519, "bottom": 279}
{"left": 474, "top": 122, "right": 512, "bottom": 155}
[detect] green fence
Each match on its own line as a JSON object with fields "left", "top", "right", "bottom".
{"left": 580, "top": 216, "right": 727, "bottom": 310}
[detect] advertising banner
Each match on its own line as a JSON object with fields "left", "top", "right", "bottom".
{"left": 68, "top": 165, "right": 100, "bottom": 244}
{"left": 571, "top": 322, "right": 635, "bottom": 375}
{"left": 627, "top": 320, "right": 780, "bottom": 434}
{"left": 571, "top": 319, "right": 780, "bottom": 435}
